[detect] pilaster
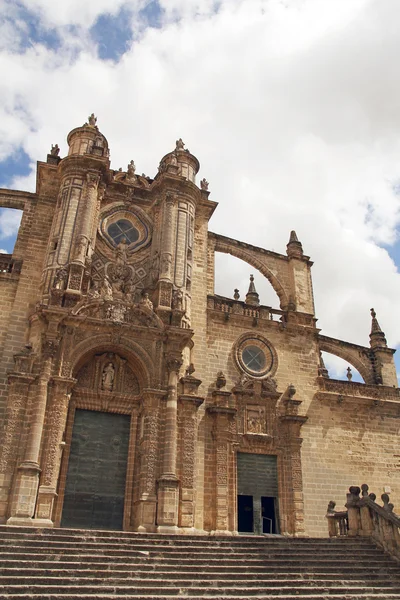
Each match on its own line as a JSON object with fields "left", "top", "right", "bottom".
{"left": 7, "top": 339, "right": 57, "bottom": 526}
{"left": 34, "top": 376, "right": 76, "bottom": 526}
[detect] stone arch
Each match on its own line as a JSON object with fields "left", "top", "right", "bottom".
{"left": 213, "top": 239, "right": 289, "bottom": 309}
{"left": 319, "top": 338, "right": 373, "bottom": 384}
{"left": 69, "top": 334, "right": 154, "bottom": 389}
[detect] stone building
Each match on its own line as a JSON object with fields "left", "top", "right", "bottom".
{"left": 0, "top": 116, "right": 398, "bottom": 538}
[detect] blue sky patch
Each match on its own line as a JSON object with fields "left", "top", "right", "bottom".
{"left": 6, "top": 1, "right": 61, "bottom": 52}
{"left": 0, "top": 148, "right": 31, "bottom": 188}
{"left": 91, "top": 7, "right": 135, "bottom": 62}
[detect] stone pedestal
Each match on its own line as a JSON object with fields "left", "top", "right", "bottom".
{"left": 157, "top": 475, "right": 180, "bottom": 532}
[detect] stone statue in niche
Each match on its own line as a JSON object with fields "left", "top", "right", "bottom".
{"left": 87, "top": 279, "right": 101, "bottom": 299}
{"left": 126, "top": 160, "right": 136, "bottom": 180}
{"left": 102, "top": 362, "right": 115, "bottom": 391}
{"left": 116, "top": 237, "right": 128, "bottom": 267}
{"left": 100, "top": 277, "right": 113, "bottom": 300}
{"left": 74, "top": 236, "right": 87, "bottom": 261}
{"left": 53, "top": 267, "right": 68, "bottom": 290}
{"left": 172, "top": 288, "right": 183, "bottom": 311}
{"left": 161, "top": 254, "right": 172, "bottom": 275}
{"left": 140, "top": 293, "right": 153, "bottom": 311}
{"left": 88, "top": 113, "right": 97, "bottom": 127}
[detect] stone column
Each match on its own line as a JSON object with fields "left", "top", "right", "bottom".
{"left": 160, "top": 193, "right": 175, "bottom": 282}
{"left": 346, "top": 486, "right": 361, "bottom": 537}
{"left": 178, "top": 394, "right": 203, "bottom": 530}
{"left": 34, "top": 376, "right": 76, "bottom": 526}
{"left": 7, "top": 341, "right": 56, "bottom": 525}
{"left": 66, "top": 173, "right": 100, "bottom": 300}
{"left": 208, "top": 402, "right": 237, "bottom": 534}
{"left": 134, "top": 390, "right": 163, "bottom": 532}
{"left": 279, "top": 415, "right": 307, "bottom": 536}
{"left": 156, "top": 194, "right": 175, "bottom": 319}
{"left": 157, "top": 357, "right": 182, "bottom": 532}
{"left": 0, "top": 368, "right": 35, "bottom": 523}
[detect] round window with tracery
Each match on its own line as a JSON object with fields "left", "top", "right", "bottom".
{"left": 107, "top": 219, "right": 139, "bottom": 246}
{"left": 235, "top": 334, "right": 277, "bottom": 379}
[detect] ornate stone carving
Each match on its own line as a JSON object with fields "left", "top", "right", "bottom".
{"left": 101, "top": 362, "right": 115, "bottom": 391}
{"left": 246, "top": 405, "right": 266, "bottom": 434}
{"left": 200, "top": 178, "right": 209, "bottom": 191}
{"left": 50, "top": 144, "right": 60, "bottom": 157}
{"left": 126, "top": 160, "right": 136, "bottom": 181}
{"left": 53, "top": 268, "right": 68, "bottom": 291}
{"left": 140, "top": 293, "right": 153, "bottom": 311}
{"left": 87, "top": 113, "right": 97, "bottom": 127}
{"left": 172, "top": 288, "right": 183, "bottom": 310}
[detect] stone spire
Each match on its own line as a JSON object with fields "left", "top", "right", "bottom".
{"left": 286, "top": 230, "right": 304, "bottom": 259}
{"left": 245, "top": 274, "right": 260, "bottom": 306}
{"left": 369, "top": 308, "right": 387, "bottom": 349}
{"left": 318, "top": 352, "right": 329, "bottom": 378}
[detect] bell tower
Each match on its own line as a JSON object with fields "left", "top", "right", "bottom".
{"left": 42, "top": 114, "right": 109, "bottom": 307}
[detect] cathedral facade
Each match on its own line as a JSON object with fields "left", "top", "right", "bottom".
{"left": 0, "top": 116, "right": 399, "bottom": 537}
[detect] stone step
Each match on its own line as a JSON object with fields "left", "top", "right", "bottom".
{"left": 0, "top": 545, "right": 386, "bottom": 561}
{"left": 1, "top": 568, "right": 399, "bottom": 580}
{"left": 0, "top": 525, "right": 368, "bottom": 544}
{"left": 0, "top": 576, "right": 399, "bottom": 589}
{"left": 1, "top": 596, "right": 400, "bottom": 600}
{"left": 0, "top": 532, "right": 376, "bottom": 549}
{"left": 1, "top": 559, "right": 398, "bottom": 574}
{"left": 0, "top": 528, "right": 398, "bottom": 600}
{"left": 0, "top": 538, "right": 385, "bottom": 554}
{"left": 0, "top": 549, "right": 393, "bottom": 564}
{"left": 1, "top": 585, "right": 400, "bottom": 596}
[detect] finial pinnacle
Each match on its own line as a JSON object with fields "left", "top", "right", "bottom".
{"left": 245, "top": 274, "right": 259, "bottom": 306}
{"left": 286, "top": 229, "right": 303, "bottom": 258}
{"left": 369, "top": 307, "right": 387, "bottom": 349}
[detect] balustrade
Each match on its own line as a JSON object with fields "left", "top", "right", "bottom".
{"left": 326, "top": 484, "right": 400, "bottom": 559}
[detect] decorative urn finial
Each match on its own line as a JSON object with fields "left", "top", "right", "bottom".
{"left": 245, "top": 274, "right": 260, "bottom": 306}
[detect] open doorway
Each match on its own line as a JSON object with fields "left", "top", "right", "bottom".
{"left": 238, "top": 495, "right": 254, "bottom": 532}
{"left": 237, "top": 453, "right": 279, "bottom": 535}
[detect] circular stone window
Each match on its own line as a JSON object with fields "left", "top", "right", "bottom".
{"left": 107, "top": 219, "right": 139, "bottom": 246}
{"left": 235, "top": 334, "right": 277, "bottom": 379}
{"left": 100, "top": 205, "right": 152, "bottom": 254}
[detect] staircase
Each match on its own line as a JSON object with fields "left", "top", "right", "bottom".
{"left": 0, "top": 526, "right": 400, "bottom": 599}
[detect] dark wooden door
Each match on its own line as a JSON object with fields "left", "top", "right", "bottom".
{"left": 61, "top": 409, "right": 130, "bottom": 530}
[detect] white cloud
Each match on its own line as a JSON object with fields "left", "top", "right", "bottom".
{"left": 1, "top": 0, "right": 400, "bottom": 358}
{"left": 0, "top": 209, "right": 22, "bottom": 240}
{"left": 10, "top": 0, "right": 142, "bottom": 28}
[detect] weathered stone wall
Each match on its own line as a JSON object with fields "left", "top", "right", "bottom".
{"left": 301, "top": 397, "right": 400, "bottom": 537}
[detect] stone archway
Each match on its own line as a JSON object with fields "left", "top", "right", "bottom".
{"left": 52, "top": 346, "right": 146, "bottom": 531}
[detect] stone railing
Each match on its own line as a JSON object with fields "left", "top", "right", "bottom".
{"left": 207, "top": 295, "right": 285, "bottom": 322}
{"left": 0, "top": 254, "right": 22, "bottom": 275}
{"left": 0, "top": 253, "right": 13, "bottom": 273}
{"left": 326, "top": 485, "right": 400, "bottom": 560}
{"left": 326, "top": 500, "right": 348, "bottom": 536}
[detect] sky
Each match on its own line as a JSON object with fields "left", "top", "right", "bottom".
{"left": 1, "top": 0, "right": 400, "bottom": 381}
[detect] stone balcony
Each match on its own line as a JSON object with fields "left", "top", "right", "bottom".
{"left": 316, "top": 375, "right": 400, "bottom": 408}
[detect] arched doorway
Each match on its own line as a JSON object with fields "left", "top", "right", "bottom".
{"left": 55, "top": 351, "right": 142, "bottom": 530}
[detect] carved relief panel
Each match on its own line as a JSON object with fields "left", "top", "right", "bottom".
{"left": 75, "top": 352, "right": 140, "bottom": 395}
